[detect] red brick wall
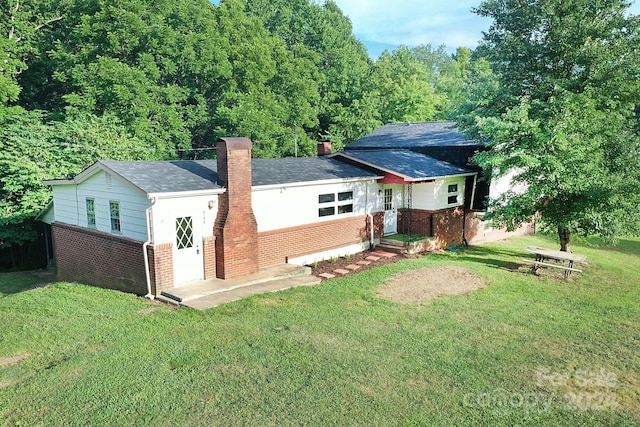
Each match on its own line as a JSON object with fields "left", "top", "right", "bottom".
{"left": 465, "top": 211, "right": 535, "bottom": 244}
{"left": 258, "top": 213, "right": 382, "bottom": 268}
{"left": 52, "top": 222, "right": 148, "bottom": 295}
{"left": 397, "top": 207, "right": 464, "bottom": 249}
{"left": 147, "top": 242, "right": 173, "bottom": 295}
{"left": 214, "top": 138, "right": 259, "bottom": 279}
{"left": 202, "top": 236, "right": 216, "bottom": 279}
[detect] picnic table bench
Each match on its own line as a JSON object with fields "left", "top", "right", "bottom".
{"left": 522, "top": 246, "right": 587, "bottom": 278}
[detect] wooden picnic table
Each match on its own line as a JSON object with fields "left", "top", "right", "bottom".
{"left": 522, "top": 246, "right": 587, "bottom": 278}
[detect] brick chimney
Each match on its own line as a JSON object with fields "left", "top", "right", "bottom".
{"left": 317, "top": 141, "right": 332, "bottom": 156}
{"left": 214, "top": 137, "right": 259, "bottom": 279}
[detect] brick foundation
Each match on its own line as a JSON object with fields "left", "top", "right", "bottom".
{"left": 52, "top": 222, "right": 148, "bottom": 295}
{"left": 258, "top": 213, "right": 384, "bottom": 268}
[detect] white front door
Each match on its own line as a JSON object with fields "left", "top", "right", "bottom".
{"left": 173, "top": 213, "right": 204, "bottom": 284}
{"left": 383, "top": 188, "right": 397, "bottom": 235}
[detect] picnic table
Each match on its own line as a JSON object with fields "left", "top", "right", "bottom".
{"left": 522, "top": 246, "right": 587, "bottom": 278}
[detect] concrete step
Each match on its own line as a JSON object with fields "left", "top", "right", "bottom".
{"left": 379, "top": 238, "right": 406, "bottom": 247}
{"left": 181, "top": 275, "right": 321, "bottom": 310}
{"left": 161, "top": 264, "right": 311, "bottom": 303}
{"left": 375, "top": 244, "right": 407, "bottom": 254}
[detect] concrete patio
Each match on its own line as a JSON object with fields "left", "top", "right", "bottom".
{"left": 157, "top": 264, "right": 320, "bottom": 310}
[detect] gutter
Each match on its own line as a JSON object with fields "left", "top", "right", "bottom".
{"left": 143, "top": 197, "right": 158, "bottom": 299}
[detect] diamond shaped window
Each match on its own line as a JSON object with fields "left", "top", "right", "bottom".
{"left": 176, "top": 217, "right": 193, "bottom": 249}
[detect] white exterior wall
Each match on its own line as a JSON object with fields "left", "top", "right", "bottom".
{"left": 404, "top": 177, "right": 466, "bottom": 211}
{"left": 252, "top": 179, "right": 380, "bottom": 233}
{"left": 489, "top": 169, "right": 526, "bottom": 201}
{"left": 149, "top": 195, "right": 218, "bottom": 245}
{"left": 52, "top": 171, "right": 150, "bottom": 242}
{"left": 433, "top": 177, "right": 466, "bottom": 210}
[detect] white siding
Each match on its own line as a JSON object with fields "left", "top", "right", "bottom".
{"left": 52, "top": 171, "right": 151, "bottom": 242}
{"left": 150, "top": 195, "right": 218, "bottom": 245}
{"left": 433, "top": 177, "right": 466, "bottom": 210}
{"left": 252, "top": 180, "right": 379, "bottom": 233}
{"left": 408, "top": 182, "right": 436, "bottom": 210}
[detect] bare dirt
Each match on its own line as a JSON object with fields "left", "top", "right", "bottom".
{"left": 377, "top": 266, "right": 486, "bottom": 304}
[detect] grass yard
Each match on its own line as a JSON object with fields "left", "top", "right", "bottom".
{"left": 0, "top": 235, "right": 638, "bottom": 426}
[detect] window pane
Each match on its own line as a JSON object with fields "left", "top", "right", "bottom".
{"left": 338, "top": 204, "right": 353, "bottom": 214}
{"left": 447, "top": 195, "right": 458, "bottom": 204}
{"left": 448, "top": 184, "right": 458, "bottom": 193}
{"left": 319, "top": 207, "right": 335, "bottom": 217}
{"left": 338, "top": 191, "right": 353, "bottom": 201}
{"left": 176, "top": 217, "right": 193, "bottom": 249}
{"left": 318, "top": 193, "right": 335, "bottom": 203}
{"left": 86, "top": 199, "right": 96, "bottom": 227}
{"left": 110, "top": 202, "right": 121, "bottom": 232}
{"left": 384, "top": 188, "right": 393, "bottom": 211}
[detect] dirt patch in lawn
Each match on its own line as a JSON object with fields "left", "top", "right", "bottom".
{"left": 0, "top": 353, "right": 29, "bottom": 368}
{"left": 377, "top": 266, "right": 486, "bottom": 304}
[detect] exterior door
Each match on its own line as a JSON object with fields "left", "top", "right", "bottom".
{"left": 383, "top": 188, "right": 397, "bottom": 235}
{"left": 173, "top": 214, "right": 204, "bottom": 284}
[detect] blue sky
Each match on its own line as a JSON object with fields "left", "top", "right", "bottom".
{"left": 333, "top": 0, "right": 640, "bottom": 58}
{"left": 210, "top": 1, "right": 640, "bottom": 59}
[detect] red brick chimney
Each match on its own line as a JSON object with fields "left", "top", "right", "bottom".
{"left": 214, "top": 137, "right": 259, "bottom": 279}
{"left": 317, "top": 141, "right": 332, "bottom": 156}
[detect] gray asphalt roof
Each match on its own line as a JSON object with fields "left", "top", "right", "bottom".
{"left": 99, "top": 157, "right": 379, "bottom": 194}
{"left": 346, "top": 121, "right": 483, "bottom": 150}
{"left": 333, "top": 150, "right": 474, "bottom": 181}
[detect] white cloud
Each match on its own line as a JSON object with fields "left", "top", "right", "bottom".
{"left": 333, "top": 0, "right": 640, "bottom": 56}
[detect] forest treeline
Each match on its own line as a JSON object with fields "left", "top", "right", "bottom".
{"left": 1, "top": 0, "right": 485, "bottom": 265}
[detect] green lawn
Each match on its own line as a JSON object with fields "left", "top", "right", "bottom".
{"left": 1, "top": 235, "right": 638, "bottom": 426}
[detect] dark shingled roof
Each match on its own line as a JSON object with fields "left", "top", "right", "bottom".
{"left": 99, "top": 157, "right": 378, "bottom": 194}
{"left": 346, "top": 121, "right": 482, "bottom": 150}
{"left": 333, "top": 150, "right": 474, "bottom": 181}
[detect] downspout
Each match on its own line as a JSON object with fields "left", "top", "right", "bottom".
{"left": 366, "top": 180, "right": 375, "bottom": 249}
{"left": 143, "top": 196, "right": 158, "bottom": 299}
{"left": 463, "top": 174, "right": 479, "bottom": 246}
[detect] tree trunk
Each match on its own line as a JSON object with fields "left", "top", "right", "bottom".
{"left": 558, "top": 226, "right": 571, "bottom": 252}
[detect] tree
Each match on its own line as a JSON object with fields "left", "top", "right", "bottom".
{"left": 457, "top": 0, "right": 640, "bottom": 251}
{"left": 18, "top": 0, "right": 230, "bottom": 157}
{"left": 369, "top": 47, "right": 442, "bottom": 124}
{"left": 0, "top": 107, "right": 158, "bottom": 267}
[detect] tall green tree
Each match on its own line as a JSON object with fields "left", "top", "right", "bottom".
{"left": 19, "top": 0, "right": 230, "bottom": 157}
{"left": 214, "top": 0, "right": 321, "bottom": 157}
{"left": 457, "top": 0, "right": 640, "bottom": 250}
{"left": 244, "top": 0, "right": 372, "bottom": 149}
{"left": 0, "top": 107, "right": 158, "bottom": 266}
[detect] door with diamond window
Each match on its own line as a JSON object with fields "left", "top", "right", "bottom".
{"left": 173, "top": 214, "right": 204, "bottom": 284}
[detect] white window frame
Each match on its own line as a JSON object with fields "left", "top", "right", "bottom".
{"left": 109, "top": 201, "right": 121, "bottom": 233}
{"left": 86, "top": 198, "right": 96, "bottom": 228}
{"left": 318, "top": 190, "right": 354, "bottom": 217}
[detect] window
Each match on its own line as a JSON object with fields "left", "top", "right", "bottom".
{"left": 109, "top": 201, "right": 121, "bottom": 233}
{"left": 319, "top": 207, "right": 335, "bottom": 217}
{"left": 318, "top": 190, "right": 354, "bottom": 217}
{"left": 86, "top": 198, "right": 96, "bottom": 228}
{"left": 384, "top": 188, "right": 393, "bottom": 211}
{"left": 447, "top": 182, "right": 459, "bottom": 205}
{"left": 319, "top": 193, "right": 335, "bottom": 203}
{"left": 175, "top": 217, "right": 194, "bottom": 249}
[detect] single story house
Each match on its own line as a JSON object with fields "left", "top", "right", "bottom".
{"left": 42, "top": 122, "right": 532, "bottom": 297}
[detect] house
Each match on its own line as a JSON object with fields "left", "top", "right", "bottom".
{"left": 42, "top": 122, "right": 532, "bottom": 297}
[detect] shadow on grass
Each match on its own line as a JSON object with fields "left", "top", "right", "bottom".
{"left": 0, "top": 269, "right": 56, "bottom": 297}
{"left": 455, "top": 244, "right": 525, "bottom": 271}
